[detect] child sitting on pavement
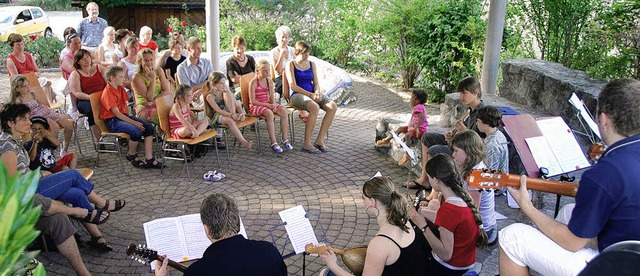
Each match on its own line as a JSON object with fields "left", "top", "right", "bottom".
{"left": 376, "top": 89, "right": 428, "bottom": 165}
{"left": 100, "top": 65, "right": 162, "bottom": 169}
{"left": 24, "top": 116, "right": 77, "bottom": 173}
{"left": 169, "top": 84, "right": 209, "bottom": 139}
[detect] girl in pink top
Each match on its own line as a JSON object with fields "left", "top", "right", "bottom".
{"left": 376, "top": 89, "right": 429, "bottom": 165}
{"left": 169, "top": 85, "right": 209, "bottom": 139}
{"left": 249, "top": 59, "right": 292, "bottom": 153}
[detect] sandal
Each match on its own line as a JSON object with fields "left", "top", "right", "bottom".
{"left": 403, "top": 180, "right": 422, "bottom": 189}
{"left": 143, "top": 158, "right": 163, "bottom": 169}
{"left": 281, "top": 140, "right": 294, "bottom": 151}
{"left": 301, "top": 147, "right": 322, "bottom": 154}
{"left": 88, "top": 236, "right": 113, "bottom": 252}
{"left": 126, "top": 154, "right": 145, "bottom": 167}
{"left": 313, "top": 143, "right": 329, "bottom": 153}
{"left": 79, "top": 209, "right": 110, "bottom": 225}
{"left": 271, "top": 143, "right": 283, "bottom": 153}
{"left": 100, "top": 199, "right": 126, "bottom": 212}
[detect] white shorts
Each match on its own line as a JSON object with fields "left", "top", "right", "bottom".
{"left": 499, "top": 205, "right": 598, "bottom": 276}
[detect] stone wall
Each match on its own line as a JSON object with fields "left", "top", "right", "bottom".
{"left": 499, "top": 58, "right": 607, "bottom": 130}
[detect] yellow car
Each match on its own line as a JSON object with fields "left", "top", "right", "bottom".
{"left": 0, "top": 6, "right": 52, "bottom": 42}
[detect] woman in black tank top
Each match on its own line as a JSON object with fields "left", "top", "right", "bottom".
{"left": 319, "top": 177, "right": 430, "bottom": 275}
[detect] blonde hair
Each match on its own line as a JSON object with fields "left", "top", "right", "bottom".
{"left": 231, "top": 35, "right": 246, "bottom": 48}
{"left": 10, "top": 76, "right": 28, "bottom": 103}
{"left": 139, "top": 26, "right": 152, "bottom": 37}
{"left": 102, "top": 26, "right": 115, "bottom": 45}
{"left": 255, "top": 59, "right": 269, "bottom": 72}
{"left": 136, "top": 48, "right": 155, "bottom": 73}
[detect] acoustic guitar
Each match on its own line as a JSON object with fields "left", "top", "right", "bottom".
{"left": 466, "top": 169, "right": 579, "bottom": 197}
{"left": 305, "top": 243, "right": 367, "bottom": 275}
{"left": 126, "top": 244, "right": 188, "bottom": 273}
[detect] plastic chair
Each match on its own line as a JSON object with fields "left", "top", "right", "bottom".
{"left": 156, "top": 94, "right": 219, "bottom": 183}
{"left": 89, "top": 91, "right": 130, "bottom": 173}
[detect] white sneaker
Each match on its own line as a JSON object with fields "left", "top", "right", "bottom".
{"left": 59, "top": 145, "right": 66, "bottom": 158}
{"left": 82, "top": 117, "right": 90, "bottom": 130}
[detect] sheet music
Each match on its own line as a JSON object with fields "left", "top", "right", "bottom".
{"left": 536, "top": 117, "right": 591, "bottom": 174}
{"left": 278, "top": 205, "right": 318, "bottom": 254}
{"left": 391, "top": 132, "right": 416, "bottom": 164}
{"left": 239, "top": 217, "right": 247, "bottom": 239}
{"left": 143, "top": 218, "right": 188, "bottom": 264}
{"left": 525, "top": 136, "right": 563, "bottom": 176}
{"left": 178, "top": 214, "right": 210, "bottom": 260}
{"left": 569, "top": 93, "right": 601, "bottom": 139}
{"left": 372, "top": 171, "right": 382, "bottom": 178}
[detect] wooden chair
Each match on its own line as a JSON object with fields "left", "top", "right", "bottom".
{"left": 156, "top": 94, "right": 219, "bottom": 182}
{"left": 240, "top": 73, "right": 292, "bottom": 153}
{"left": 89, "top": 91, "right": 130, "bottom": 173}
{"left": 203, "top": 84, "right": 259, "bottom": 159}
{"left": 10, "top": 72, "right": 61, "bottom": 110}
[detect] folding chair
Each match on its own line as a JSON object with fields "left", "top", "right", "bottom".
{"left": 89, "top": 92, "right": 130, "bottom": 173}
{"left": 156, "top": 94, "right": 219, "bottom": 183}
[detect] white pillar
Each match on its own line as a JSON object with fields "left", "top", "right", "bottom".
{"left": 206, "top": 0, "right": 220, "bottom": 71}
{"left": 481, "top": 0, "right": 507, "bottom": 95}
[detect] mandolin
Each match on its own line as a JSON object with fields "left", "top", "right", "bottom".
{"left": 126, "top": 244, "right": 188, "bottom": 273}
{"left": 450, "top": 108, "right": 471, "bottom": 137}
{"left": 305, "top": 243, "right": 367, "bottom": 275}
{"left": 467, "top": 169, "right": 579, "bottom": 197}
{"left": 587, "top": 142, "right": 606, "bottom": 161}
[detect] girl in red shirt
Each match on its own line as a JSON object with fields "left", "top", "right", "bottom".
{"left": 410, "top": 153, "right": 488, "bottom": 275}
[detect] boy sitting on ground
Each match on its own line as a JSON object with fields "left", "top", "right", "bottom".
{"left": 376, "top": 89, "right": 428, "bottom": 166}
{"left": 100, "top": 65, "right": 162, "bottom": 169}
{"left": 25, "top": 116, "right": 77, "bottom": 173}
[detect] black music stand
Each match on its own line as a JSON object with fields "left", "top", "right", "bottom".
{"left": 268, "top": 210, "right": 328, "bottom": 276}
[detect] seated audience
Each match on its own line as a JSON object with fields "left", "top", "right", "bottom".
{"left": 5, "top": 33, "right": 55, "bottom": 103}
{"left": 159, "top": 36, "right": 186, "bottom": 85}
{"left": 113, "top": 28, "right": 131, "bottom": 64}
{"left": 61, "top": 34, "right": 82, "bottom": 80}
{"left": 176, "top": 37, "right": 211, "bottom": 105}
{"left": 10, "top": 76, "right": 73, "bottom": 156}
{"left": 226, "top": 35, "right": 255, "bottom": 98}
{"left": 499, "top": 79, "right": 640, "bottom": 275}
{"left": 249, "top": 59, "right": 291, "bottom": 153}
{"left": 96, "top": 26, "right": 118, "bottom": 66}
{"left": 117, "top": 36, "right": 140, "bottom": 91}
{"left": 204, "top": 72, "right": 253, "bottom": 149}
{"left": 285, "top": 41, "right": 337, "bottom": 154}
{"left": 0, "top": 103, "right": 124, "bottom": 252}
{"left": 155, "top": 193, "right": 287, "bottom": 275}
{"left": 476, "top": 105, "right": 509, "bottom": 196}
{"left": 132, "top": 48, "right": 171, "bottom": 124}
{"left": 25, "top": 116, "right": 77, "bottom": 173}
{"left": 169, "top": 84, "right": 209, "bottom": 139}
{"left": 410, "top": 154, "right": 487, "bottom": 275}
{"left": 68, "top": 49, "right": 107, "bottom": 144}
{"left": 320, "top": 176, "right": 429, "bottom": 275}
{"left": 450, "top": 130, "right": 498, "bottom": 244}
{"left": 270, "top": 25, "right": 295, "bottom": 98}
{"left": 100, "top": 65, "right": 161, "bottom": 169}
{"left": 59, "top": 27, "right": 77, "bottom": 62}
{"left": 138, "top": 26, "right": 158, "bottom": 53}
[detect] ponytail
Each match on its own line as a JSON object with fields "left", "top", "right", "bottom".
{"left": 363, "top": 177, "right": 410, "bottom": 233}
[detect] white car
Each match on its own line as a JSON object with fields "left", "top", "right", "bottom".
{"left": 0, "top": 6, "right": 52, "bottom": 41}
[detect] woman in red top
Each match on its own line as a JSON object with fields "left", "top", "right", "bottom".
{"left": 138, "top": 26, "right": 158, "bottom": 53}
{"left": 68, "top": 49, "right": 107, "bottom": 144}
{"left": 5, "top": 33, "right": 55, "bottom": 104}
{"left": 410, "top": 153, "right": 488, "bottom": 275}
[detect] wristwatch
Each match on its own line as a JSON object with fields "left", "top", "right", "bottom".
{"left": 421, "top": 225, "right": 428, "bottom": 233}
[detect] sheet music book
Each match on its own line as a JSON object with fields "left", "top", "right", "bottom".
{"left": 278, "top": 205, "right": 318, "bottom": 254}
{"left": 143, "top": 214, "right": 247, "bottom": 266}
{"left": 524, "top": 117, "right": 591, "bottom": 176}
{"left": 569, "top": 93, "right": 601, "bottom": 140}
{"left": 391, "top": 131, "right": 417, "bottom": 165}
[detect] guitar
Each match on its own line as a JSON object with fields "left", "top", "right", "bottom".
{"left": 305, "top": 243, "right": 367, "bottom": 275}
{"left": 466, "top": 169, "right": 579, "bottom": 197}
{"left": 587, "top": 142, "right": 606, "bottom": 161}
{"left": 450, "top": 108, "right": 471, "bottom": 137}
{"left": 126, "top": 244, "right": 188, "bottom": 273}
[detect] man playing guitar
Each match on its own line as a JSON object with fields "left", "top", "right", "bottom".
{"left": 499, "top": 79, "right": 640, "bottom": 275}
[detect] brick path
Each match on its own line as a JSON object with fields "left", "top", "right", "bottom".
{"left": 5, "top": 72, "right": 571, "bottom": 275}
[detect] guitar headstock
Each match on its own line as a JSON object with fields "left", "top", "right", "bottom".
{"left": 126, "top": 244, "right": 159, "bottom": 265}
{"left": 305, "top": 242, "right": 330, "bottom": 255}
{"left": 466, "top": 169, "right": 508, "bottom": 190}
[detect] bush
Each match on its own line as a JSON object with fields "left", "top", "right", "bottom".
{"left": 0, "top": 36, "right": 64, "bottom": 69}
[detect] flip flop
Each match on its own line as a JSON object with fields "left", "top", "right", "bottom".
{"left": 203, "top": 171, "right": 216, "bottom": 181}
{"left": 313, "top": 144, "right": 329, "bottom": 153}
{"left": 302, "top": 147, "right": 322, "bottom": 154}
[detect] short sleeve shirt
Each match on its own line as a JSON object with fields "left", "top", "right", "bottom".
{"left": 0, "top": 132, "right": 30, "bottom": 175}
{"left": 177, "top": 57, "right": 213, "bottom": 87}
{"left": 100, "top": 84, "right": 130, "bottom": 119}
{"left": 484, "top": 130, "right": 509, "bottom": 173}
{"left": 24, "top": 139, "right": 57, "bottom": 171}
{"left": 77, "top": 17, "right": 108, "bottom": 47}
{"left": 410, "top": 104, "right": 428, "bottom": 133}
{"left": 270, "top": 46, "right": 295, "bottom": 77}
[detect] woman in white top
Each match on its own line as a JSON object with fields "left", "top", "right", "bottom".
{"left": 96, "top": 26, "right": 117, "bottom": 66}
{"left": 117, "top": 36, "right": 139, "bottom": 90}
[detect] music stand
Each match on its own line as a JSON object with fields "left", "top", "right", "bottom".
{"left": 268, "top": 210, "right": 327, "bottom": 276}
{"left": 390, "top": 131, "right": 419, "bottom": 196}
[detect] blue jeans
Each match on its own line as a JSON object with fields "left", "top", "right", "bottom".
{"left": 37, "top": 170, "right": 95, "bottom": 211}
{"left": 105, "top": 116, "right": 154, "bottom": 142}
{"left": 77, "top": 100, "right": 95, "bottom": 126}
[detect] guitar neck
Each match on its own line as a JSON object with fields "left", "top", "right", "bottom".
{"left": 156, "top": 255, "right": 188, "bottom": 273}
{"left": 501, "top": 174, "right": 578, "bottom": 197}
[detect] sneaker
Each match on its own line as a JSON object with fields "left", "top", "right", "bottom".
{"left": 82, "top": 117, "right": 89, "bottom": 130}
{"left": 281, "top": 140, "right": 293, "bottom": 151}
{"left": 271, "top": 143, "right": 283, "bottom": 153}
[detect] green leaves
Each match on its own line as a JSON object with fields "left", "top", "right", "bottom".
{"left": 0, "top": 165, "right": 44, "bottom": 275}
